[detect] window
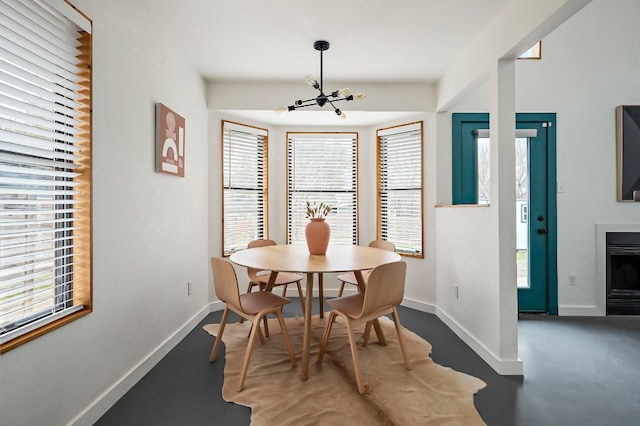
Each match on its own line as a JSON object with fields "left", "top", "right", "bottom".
{"left": 0, "top": 0, "right": 92, "bottom": 353}
{"left": 222, "top": 121, "right": 268, "bottom": 255}
{"left": 518, "top": 41, "right": 542, "bottom": 60}
{"left": 377, "top": 122, "right": 423, "bottom": 257}
{"left": 287, "top": 133, "right": 357, "bottom": 245}
{"left": 452, "top": 113, "right": 489, "bottom": 204}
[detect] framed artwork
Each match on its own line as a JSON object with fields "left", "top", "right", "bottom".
{"left": 616, "top": 106, "right": 640, "bottom": 201}
{"left": 156, "top": 103, "right": 185, "bottom": 177}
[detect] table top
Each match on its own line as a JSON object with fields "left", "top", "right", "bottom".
{"left": 230, "top": 244, "right": 401, "bottom": 274}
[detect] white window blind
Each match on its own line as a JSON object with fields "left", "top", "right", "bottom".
{"left": 222, "top": 121, "right": 267, "bottom": 256}
{"left": 377, "top": 122, "right": 423, "bottom": 257}
{"left": 287, "top": 133, "right": 357, "bottom": 245}
{"left": 0, "top": 0, "right": 92, "bottom": 347}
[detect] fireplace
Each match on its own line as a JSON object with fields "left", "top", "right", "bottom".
{"left": 606, "top": 232, "right": 640, "bottom": 314}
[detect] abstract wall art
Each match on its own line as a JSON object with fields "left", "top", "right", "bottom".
{"left": 155, "top": 103, "right": 185, "bottom": 177}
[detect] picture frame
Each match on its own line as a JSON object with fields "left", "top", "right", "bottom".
{"left": 616, "top": 105, "right": 640, "bottom": 201}
{"left": 155, "top": 103, "right": 185, "bottom": 177}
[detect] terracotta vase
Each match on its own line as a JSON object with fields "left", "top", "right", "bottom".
{"left": 305, "top": 218, "right": 330, "bottom": 255}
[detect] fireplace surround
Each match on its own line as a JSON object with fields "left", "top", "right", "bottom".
{"left": 606, "top": 232, "right": 640, "bottom": 314}
{"left": 596, "top": 224, "right": 640, "bottom": 316}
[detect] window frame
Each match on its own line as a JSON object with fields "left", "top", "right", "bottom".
{"left": 452, "top": 113, "right": 490, "bottom": 204}
{"left": 221, "top": 120, "right": 269, "bottom": 256}
{"left": 286, "top": 132, "right": 358, "bottom": 246}
{"left": 376, "top": 121, "right": 424, "bottom": 258}
{"left": 0, "top": 1, "right": 93, "bottom": 354}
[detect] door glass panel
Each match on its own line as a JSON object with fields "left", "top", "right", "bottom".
{"left": 477, "top": 137, "right": 490, "bottom": 204}
{"left": 476, "top": 136, "right": 530, "bottom": 288}
{"left": 516, "top": 137, "right": 529, "bottom": 288}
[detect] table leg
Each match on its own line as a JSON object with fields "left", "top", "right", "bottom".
{"left": 265, "top": 271, "right": 278, "bottom": 292}
{"left": 318, "top": 273, "right": 324, "bottom": 318}
{"left": 353, "top": 270, "right": 387, "bottom": 346}
{"left": 301, "top": 272, "right": 314, "bottom": 381}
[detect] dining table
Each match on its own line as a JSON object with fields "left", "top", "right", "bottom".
{"left": 230, "top": 243, "right": 402, "bottom": 381}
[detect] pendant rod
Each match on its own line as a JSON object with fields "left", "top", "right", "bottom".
{"left": 319, "top": 48, "right": 324, "bottom": 93}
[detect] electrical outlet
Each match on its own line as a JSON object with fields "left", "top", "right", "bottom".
{"left": 569, "top": 274, "right": 577, "bottom": 286}
{"left": 187, "top": 280, "right": 193, "bottom": 295}
{"left": 454, "top": 285, "right": 459, "bottom": 299}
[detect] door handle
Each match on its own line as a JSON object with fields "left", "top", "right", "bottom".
{"left": 537, "top": 228, "right": 548, "bottom": 235}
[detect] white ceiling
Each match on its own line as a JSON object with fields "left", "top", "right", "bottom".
{"left": 134, "top": 0, "right": 513, "bottom": 125}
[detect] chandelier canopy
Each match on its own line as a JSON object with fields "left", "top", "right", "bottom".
{"left": 276, "top": 40, "right": 365, "bottom": 120}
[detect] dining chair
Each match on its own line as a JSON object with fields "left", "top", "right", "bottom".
{"left": 209, "top": 257, "right": 298, "bottom": 392}
{"left": 335, "top": 240, "right": 395, "bottom": 297}
{"left": 245, "top": 239, "right": 305, "bottom": 336}
{"left": 316, "top": 260, "right": 411, "bottom": 394}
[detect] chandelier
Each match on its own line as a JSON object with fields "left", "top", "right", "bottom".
{"left": 276, "top": 40, "right": 365, "bottom": 119}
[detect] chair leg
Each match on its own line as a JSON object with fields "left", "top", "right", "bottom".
{"left": 256, "top": 319, "right": 266, "bottom": 345}
{"left": 337, "top": 281, "right": 345, "bottom": 297}
{"left": 316, "top": 312, "right": 336, "bottom": 365}
{"left": 237, "top": 313, "right": 262, "bottom": 392}
{"left": 263, "top": 314, "right": 269, "bottom": 338}
{"left": 240, "top": 283, "right": 255, "bottom": 324}
{"left": 274, "top": 310, "right": 298, "bottom": 367}
{"left": 391, "top": 307, "right": 412, "bottom": 370}
{"left": 296, "top": 280, "right": 305, "bottom": 315}
{"left": 255, "top": 283, "right": 269, "bottom": 337}
{"left": 346, "top": 321, "right": 365, "bottom": 394}
{"left": 210, "top": 306, "right": 229, "bottom": 362}
{"left": 318, "top": 273, "right": 324, "bottom": 318}
{"left": 282, "top": 284, "right": 288, "bottom": 298}
{"left": 362, "top": 321, "right": 373, "bottom": 347}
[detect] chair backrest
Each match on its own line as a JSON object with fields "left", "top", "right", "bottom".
{"left": 211, "top": 257, "right": 242, "bottom": 311}
{"left": 368, "top": 239, "right": 395, "bottom": 252}
{"left": 358, "top": 261, "right": 406, "bottom": 319}
{"left": 246, "top": 239, "right": 276, "bottom": 281}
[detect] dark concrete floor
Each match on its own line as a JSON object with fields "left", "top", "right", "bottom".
{"left": 96, "top": 300, "right": 640, "bottom": 426}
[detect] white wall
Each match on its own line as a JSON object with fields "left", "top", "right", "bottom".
{"left": 206, "top": 109, "right": 437, "bottom": 307}
{"left": 443, "top": 0, "right": 640, "bottom": 315}
{"left": 0, "top": 1, "right": 210, "bottom": 425}
{"left": 516, "top": 0, "right": 640, "bottom": 314}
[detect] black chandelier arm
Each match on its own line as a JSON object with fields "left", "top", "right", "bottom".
{"left": 328, "top": 95, "right": 354, "bottom": 103}
{"left": 288, "top": 100, "right": 318, "bottom": 110}
{"left": 289, "top": 92, "right": 355, "bottom": 110}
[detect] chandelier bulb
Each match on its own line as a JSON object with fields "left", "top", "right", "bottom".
{"left": 339, "top": 111, "right": 347, "bottom": 120}
{"left": 275, "top": 106, "right": 288, "bottom": 114}
{"left": 338, "top": 88, "right": 351, "bottom": 97}
{"left": 354, "top": 92, "right": 366, "bottom": 101}
{"left": 305, "top": 74, "right": 319, "bottom": 89}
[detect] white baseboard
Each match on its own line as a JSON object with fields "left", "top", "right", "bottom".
{"left": 208, "top": 300, "right": 225, "bottom": 312}
{"left": 401, "top": 297, "right": 436, "bottom": 314}
{"left": 68, "top": 304, "right": 212, "bottom": 426}
{"left": 435, "top": 307, "right": 523, "bottom": 376}
{"left": 558, "top": 305, "right": 604, "bottom": 316}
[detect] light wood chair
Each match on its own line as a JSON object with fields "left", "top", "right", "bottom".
{"left": 336, "top": 240, "right": 395, "bottom": 297}
{"left": 316, "top": 261, "right": 411, "bottom": 394}
{"left": 245, "top": 239, "right": 305, "bottom": 336}
{"left": 209, "top": 257, "right": 298, "bottom": 392}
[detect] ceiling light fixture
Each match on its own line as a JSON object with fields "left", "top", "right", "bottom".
{"left": 275, "top": 40, "right": 365, "bottom": 120}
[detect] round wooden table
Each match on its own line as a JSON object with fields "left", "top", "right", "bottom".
{"left": 230, "top": 244, "right": 401, "bottom": 381}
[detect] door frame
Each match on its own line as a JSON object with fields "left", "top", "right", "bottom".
{"left": 451, "top": 113, "right": 558, "bottom": 314}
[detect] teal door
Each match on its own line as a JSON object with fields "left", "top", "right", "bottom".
{"left": 452, "top": 113, "right": 557, "bottom": 314}
{"left": 516, "top": 115, "right": 557, "bottom": 313}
